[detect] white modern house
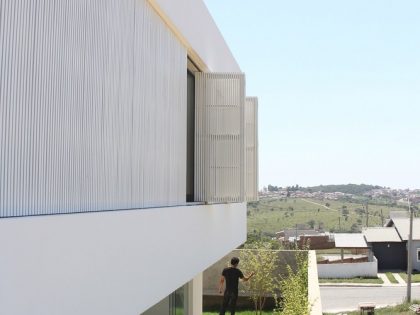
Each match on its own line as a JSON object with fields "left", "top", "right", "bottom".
{"left": 0, "top": 1, "right": 258, "bottom": 314}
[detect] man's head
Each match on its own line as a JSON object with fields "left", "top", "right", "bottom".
{"left": 231, "top": 257, "right": 240, "bottom": 267}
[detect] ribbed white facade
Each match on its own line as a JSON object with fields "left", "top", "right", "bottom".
{"left": 245, "top": 97, "right": 259, "bottom": 201}
{"left": 0, "top": 0, "right": 187, "bottom": 217}
{"left": 194, "top": 73, "right": 246, "bottom": 203}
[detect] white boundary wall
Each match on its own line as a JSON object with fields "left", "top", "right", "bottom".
{"left": 317, "top": 257, "right": 378, "bottom": 278}
{"left": 0, "top": 203, "right": 246, "bottom": 315}
{"left": 308, "top": 251, "right": 323, "bottom": 315}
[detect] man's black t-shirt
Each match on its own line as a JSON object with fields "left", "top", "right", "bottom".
{"left": 222, "top": 267, "right": 244, "bottom": 293}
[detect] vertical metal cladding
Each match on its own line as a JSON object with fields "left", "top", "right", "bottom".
{"left": 194, "top": 73, "right": 245, "bottom": 203}
{"left": 245, "top": 97, "right": 259, "bottom": 202}
{"left": 0, "top": 0, "right": 187, "bottom": 217}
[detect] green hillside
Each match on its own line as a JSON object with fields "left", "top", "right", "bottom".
{"left": 247, "top": 197, "right": 406, "bottom": 239}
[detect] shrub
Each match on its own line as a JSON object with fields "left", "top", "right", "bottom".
{"left": 274, "top": 250, "right": 309, "bottom": 315}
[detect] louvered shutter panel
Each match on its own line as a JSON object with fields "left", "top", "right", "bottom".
{"left": 245, "top": 97, "right": 259, "bottom": 201}
{"left": 195, "top": 73, "right": 245, "bottom": 202}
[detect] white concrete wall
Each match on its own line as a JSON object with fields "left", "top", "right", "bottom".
{"left": 148, "top": 0, "right": 241, "bottom": 72}
{"left": 317, "top": 257, "right": 378, "bottom": 279}
{"left": 0, "top": 203, "right": 246, "bottom": 315}
{"left": 308, "top": 251, "right": 322, "bottom": 315}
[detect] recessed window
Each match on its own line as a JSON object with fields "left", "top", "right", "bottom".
{"left": 417, "top": 249, "right": 420, "bottom": 262}
{"left": 186, "top": 70, "right": 195, "bottom": 202}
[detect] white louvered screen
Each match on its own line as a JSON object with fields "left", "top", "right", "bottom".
{"left": 245, "top": 97, "right": 259, "bottom": 201}
{"left": 0, "top": 0, "right": 187, "bottom": 217}
{"left": 195, "top": 73, "right": 245, "bottom": 203}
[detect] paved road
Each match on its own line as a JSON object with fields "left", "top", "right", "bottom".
{"left": 321, "top": 286, "right": 420, "bottom": 313}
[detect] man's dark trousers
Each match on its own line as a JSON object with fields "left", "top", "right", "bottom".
{"left": 219, "top": 290, "right": 238, "bottom": 315}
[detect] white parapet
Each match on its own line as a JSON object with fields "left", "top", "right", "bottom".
{"left": 0, "top": 203, "right": 246, "bottom": 315}
{"left": 317, "top": 256, "right": 378, "bottom": 279}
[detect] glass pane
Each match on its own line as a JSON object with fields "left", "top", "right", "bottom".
{"left": 171, "top": 284, "right": 188, "bottom": 315}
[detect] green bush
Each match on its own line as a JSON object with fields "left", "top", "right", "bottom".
{"left": 274, "top": 250, "right": 309, "bottom": 315}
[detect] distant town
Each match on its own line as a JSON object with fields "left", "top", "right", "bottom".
{"left": 260, "top": 184, "right": 420, "bottom": 206}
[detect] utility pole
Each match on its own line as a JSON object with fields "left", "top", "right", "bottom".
{"left": 366, "top": 202, "right": 369, "bottom": 227}
{"left": 407, "top": 191, "right": 413, "bottom": 302}
{"left": 381, "top": 209, "right": 384, "bottom": 226}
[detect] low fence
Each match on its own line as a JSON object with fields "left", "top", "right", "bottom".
{"left": 317, "top": 256, "right": 378, "bottom": 278}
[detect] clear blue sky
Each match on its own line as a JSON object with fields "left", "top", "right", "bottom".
{"left": 204, "top": 0, "right": 420, "bottom": 189}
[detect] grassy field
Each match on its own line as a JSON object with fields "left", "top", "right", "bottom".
{"left": 318, "top": 277, "right": 383, "bottom": 284}
{"left": 247, "top": 197, "right": 402, "bottom": 236}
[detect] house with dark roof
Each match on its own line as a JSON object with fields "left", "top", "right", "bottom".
{"left": 363, "top": 227, "right": 406, "bottom": 270}
{"left": 385, "top": 218, "right": 420, "bottom": 271}
{"left": 361, "top": 217, "right": 420, "bottom": 271}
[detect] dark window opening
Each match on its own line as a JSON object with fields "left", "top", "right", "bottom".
{"left": 186, "top": 70, "right": 195, "bottom": 202}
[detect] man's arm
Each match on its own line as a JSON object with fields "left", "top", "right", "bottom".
{"left": 218, "top": 276, "right": 225, "bottom": 294}
{"left": 242, "top": 271, "right": 255, "bottom": 282}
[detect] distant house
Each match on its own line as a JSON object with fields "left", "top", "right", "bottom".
{"left": 385, "top": 218, "right": 420, "bottom": 271}
{"left": 361, "top": 218, "right": 420, "bottom": 271}
{"left": 363, "top": 227, "right": 406, "bottom": 270}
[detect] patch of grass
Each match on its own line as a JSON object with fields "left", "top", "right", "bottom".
{"left": 385, "top": 272, "right": 398, "bottom": 284}
{"left": 325, "top": 299, "right": 420, "bottom": 314}
{"left": 318, "top": 277, "right": 383, "bottom": 284}
{"left": 203, "top": 312, "right": 272, "bottom": 315}
{"left": 399, "top": 272, "right": 420, "bottom": 283}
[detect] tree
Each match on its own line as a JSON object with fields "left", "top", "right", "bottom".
{"left": 341, "top": 205, "right": 349, "bottom": 216}
{"left": 307, "top": 219, "right": 316, "bottom": 229}
{"left": 341, "top": 206, "right": 350, "bottom": 221}
{"left": 350, "top": 223, "right": 359, "bottom": 232}
{"left": 240, "top": 242, "right": 279, "bottom": 315}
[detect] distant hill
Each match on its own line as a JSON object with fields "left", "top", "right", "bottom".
{"left": 305, "top": 184, "right": 383, "bottom": 195}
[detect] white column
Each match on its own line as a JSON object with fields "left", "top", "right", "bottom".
{"left": 187, "top": 273, "right": 203, "bottom": 315}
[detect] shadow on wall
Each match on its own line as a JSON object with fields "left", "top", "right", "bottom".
{"left": 202, "top": 249, "right": 302, "bottom": 311}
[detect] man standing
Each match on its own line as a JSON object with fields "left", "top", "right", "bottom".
{"left": 219, "top": 257, "right": 254, "bottom": 315}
